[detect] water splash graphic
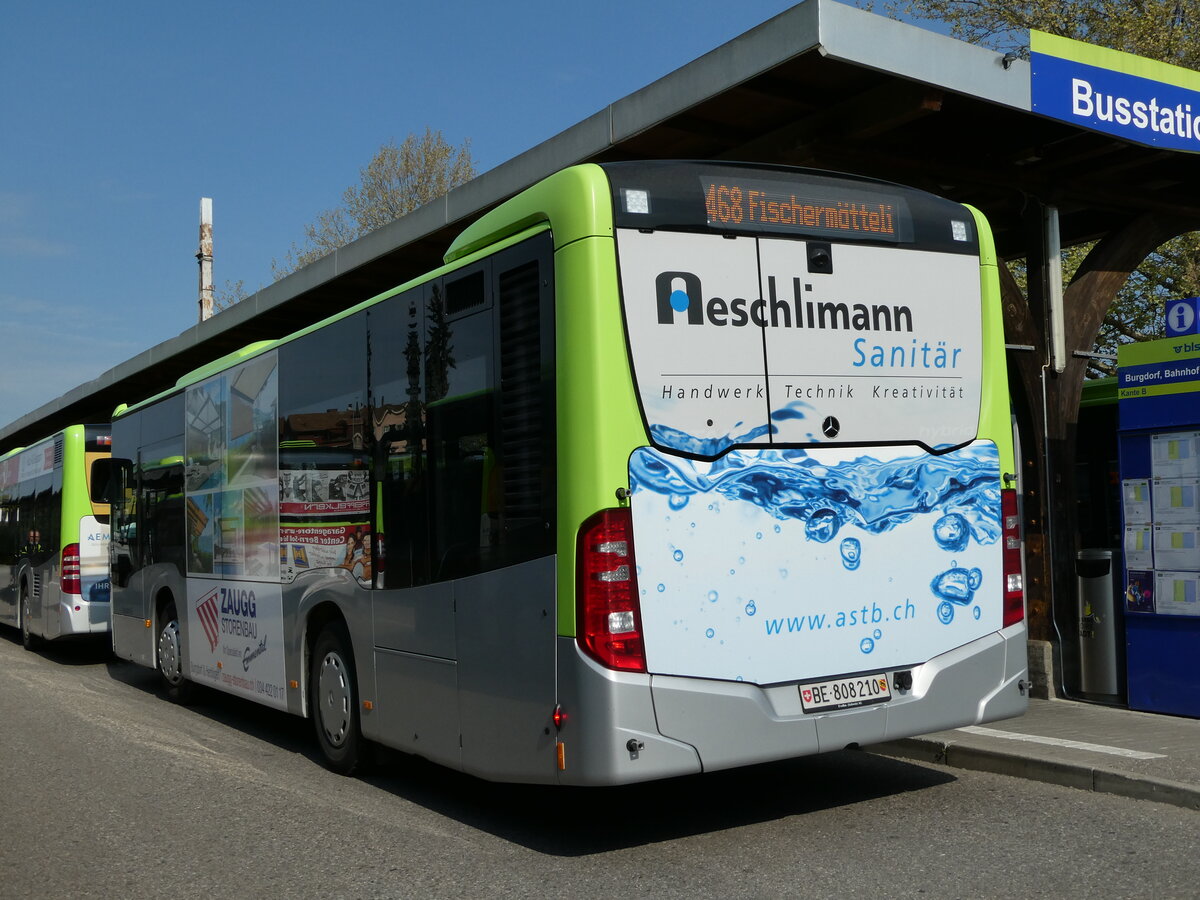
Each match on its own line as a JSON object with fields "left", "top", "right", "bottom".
{"left": 630, "top": 444, "right": 1001, "bottom": 544}
{"left": 805, "top": 509, "right": 841, "bottom": 543}
{"left": 933, "top": 513, "right": 971, "bottom": 551}
{"left": 649, "top": 422, "right": 774, "bottom": 458}
{"left": 840, "top": 537, "right": 862, "bottom": 570}
{"left": 649, "top": 400, "right": 814, "bottom": 457}
{"left": 630, "top": 441, "right": 1003, "bottom": 685}
{"left": 930, "top": 563, "right": 985, "bottom": 624}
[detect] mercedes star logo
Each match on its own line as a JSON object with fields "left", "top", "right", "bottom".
{"left": 822, "top": 416, "right": 840, "bottom": 438}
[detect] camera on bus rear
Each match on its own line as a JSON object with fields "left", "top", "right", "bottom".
{"left": 807, "top": 241, "right": 833, "bottom": 274}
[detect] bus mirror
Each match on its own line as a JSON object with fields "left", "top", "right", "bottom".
{"left": 91, "top": 457, "right": 131, "bottom": 504}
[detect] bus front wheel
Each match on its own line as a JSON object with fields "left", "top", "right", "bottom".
{"left": 157, "top": 600, "right": 195, "bottom": 704}
{"left": 311, "top": 621, "right": 361, "bottom": 776}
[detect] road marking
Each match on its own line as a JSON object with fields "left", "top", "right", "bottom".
{"left": 956, "top": 726, "right": 1166, "bottom": 760}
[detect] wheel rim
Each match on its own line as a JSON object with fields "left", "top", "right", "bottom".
{"left": 158, "top": 619, "right": 184, "bottom": 685}
{"left": 21, "top": 594, "right": 31, "bottom": 640}
{"left": 316, "top": 651, "right": 352, "bottom": 748}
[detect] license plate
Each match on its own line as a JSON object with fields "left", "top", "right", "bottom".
{"left": 799, "top": 673, "right": 892, "bottom": 713}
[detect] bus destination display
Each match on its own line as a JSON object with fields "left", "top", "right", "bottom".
{"left": 702, "top": 175, "right": 912, "bottom": 243}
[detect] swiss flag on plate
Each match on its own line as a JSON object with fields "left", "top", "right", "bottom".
{"left": 801, "top": 688, "right": 813, "bottom": 703}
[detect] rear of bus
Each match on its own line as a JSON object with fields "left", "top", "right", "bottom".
{"left": 0, "top": 425, "right": 111, "bottom": 642}
{"left": 559, "top": 162, "right": 1027, "bottom": 784}
{"left": 52, "top": 425, "right": 112, "bottom": 637}
{"left": 72, "top": 426, "right": 113, "bottom": 633}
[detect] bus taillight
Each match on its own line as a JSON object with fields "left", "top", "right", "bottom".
{"left": 61, "top": 543, "right": 82, "bottom": 596}
{"left": 576, "top": 508, "right": 647, "bottom": 672}
{"left": 1001, "top": 490, "right": 1024, "bottom": 627}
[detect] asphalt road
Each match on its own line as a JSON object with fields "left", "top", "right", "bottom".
{"left": 2, "top": 630, "right": 1197, "bottom": 899}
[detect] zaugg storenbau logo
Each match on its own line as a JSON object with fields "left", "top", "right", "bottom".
{"left": 656, "top": 271, "right": 704, "bottom": 325}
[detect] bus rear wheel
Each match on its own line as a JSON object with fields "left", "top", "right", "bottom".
{"left": 157, "top": 600, "right": 194, "bottom": 704}
{"left": 20, "top": 584, "right": 40, "bottom": 651}
{"left": 311, "top": 622, "right": 362, "bottom": 776}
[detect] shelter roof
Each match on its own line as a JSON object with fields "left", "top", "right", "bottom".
{"left": 3, "top": 0, "right": 1197, "bottom": 448}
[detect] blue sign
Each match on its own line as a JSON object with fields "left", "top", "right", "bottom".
{"left": 1118, "top": 336, "right": 1200, "bottom": 430}
{"left": 1166, "top": 297, "right": 1200, "bottom": 337}
{"left": 1030, "top": 31, "right": 1200, "bottom": 154}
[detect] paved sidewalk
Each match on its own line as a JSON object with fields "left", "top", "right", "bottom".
{"left": 870, "top": 698, "right": 1200, "bottom": 811}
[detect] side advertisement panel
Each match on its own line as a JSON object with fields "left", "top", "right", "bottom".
{"left": 180, "top": 351, "right": 287, "bottom": 708}
{"left": 279, "top": 467, "right": 371, "bottom": 585}
{"left": 184, "top": 353, "right": 279, "bottom": 579}
{"left": 186, "top": 579, "right": 287, "bottom": 709}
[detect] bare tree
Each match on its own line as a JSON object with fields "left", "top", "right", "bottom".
{"left": 272, "top": 128, "right": 475, "bottom": 279}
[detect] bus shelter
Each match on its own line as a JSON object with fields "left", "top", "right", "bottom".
{"left": 2, "top": 0, "right": 1198, "bottom": 699}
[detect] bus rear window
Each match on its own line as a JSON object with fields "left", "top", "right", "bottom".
{"left": 617, "top": 229, "right": 983, "bottom": 456}
{"left": 84, "top": 452, "right": 111, "bottom": 518}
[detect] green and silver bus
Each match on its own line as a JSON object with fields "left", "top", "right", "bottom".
{"left": 0, "top": 425, "right": 112, "bottom": 648}
{"left": 108, "top": 161, "right": 1027, "bottom": 784}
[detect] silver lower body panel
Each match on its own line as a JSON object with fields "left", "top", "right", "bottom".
{"left": 556, "top": 625, "right": 1026, "bottom": 785}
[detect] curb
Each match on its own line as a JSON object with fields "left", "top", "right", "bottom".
{"left": 869, "top": 737, "right": 1200, "bottom": 812}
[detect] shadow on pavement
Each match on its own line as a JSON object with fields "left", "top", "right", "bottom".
{"left": 2, "top": 624, "right": 958, "bottom": 856}
{"left": 358, "top": 743, "right": 955, "bottom": 856}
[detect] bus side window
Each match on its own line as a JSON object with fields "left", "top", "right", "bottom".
{"left": 369, "top": 232, "right": 556, "bottom": 587}
{"left": 0, "top": 499, "right": 16, "bottom": 567}
{"left": 141, "top": 456, "right": 185, "bottom": 574}
{"left": 278, "top": 313, "right": 370, "bottom": 584}
{"left": 426, "top": 235, "right": 556, "bottom": 581}
{"left": 30, "top": 472, "right": 60, "bottom": 565}
{"left": 370, "top": 287, "right": 430, "bottom": 589}
{"left": 428, "top": 271, "right": 493, "bottom": 581}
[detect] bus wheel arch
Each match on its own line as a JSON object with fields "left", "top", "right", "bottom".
{"left": 307, "top": 606, "right": 362, "bottom": 775}
{"left": 155, "top": 591, "right": 194, "bottom": 704}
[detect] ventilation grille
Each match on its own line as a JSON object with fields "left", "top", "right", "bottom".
{"left": 498, "top": 261, "right": 543, "bottom": 523}
{"left": 445, "top": 270, "right": 486, "bottom": 316}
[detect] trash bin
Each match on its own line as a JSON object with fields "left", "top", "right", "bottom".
{"left": 1076, "top": 549, "right": 1118, "bottom": 695}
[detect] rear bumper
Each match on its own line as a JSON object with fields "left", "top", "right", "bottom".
{"left": 56, "top": 596, "right": 111, "bottom": 636}
{"left": 555, "top": 625, "right": 1027, "bottom": 785}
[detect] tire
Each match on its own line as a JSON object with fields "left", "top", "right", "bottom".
{"left": 311, "top": 621, "right": 362, "bottom": 776}
{"left": 157, "top": 599, "right": 195, "bottom": 704}
{"left": 19, "top": 583, "right": 40, "bottom": 651}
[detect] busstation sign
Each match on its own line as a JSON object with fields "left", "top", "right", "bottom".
{"left": 1031, "top": 30, "right": 1200, "bottom": 154}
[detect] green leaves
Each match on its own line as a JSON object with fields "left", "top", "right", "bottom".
{"left": 872, "top": 0, "right": 1200, "bottom": 375}
{"left": 873, "top": 0, "right": 1199, "bottom": 67}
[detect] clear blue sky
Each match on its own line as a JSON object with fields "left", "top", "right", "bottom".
{"left": 1, "top": 0, "right": 867, "bottom": 429}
